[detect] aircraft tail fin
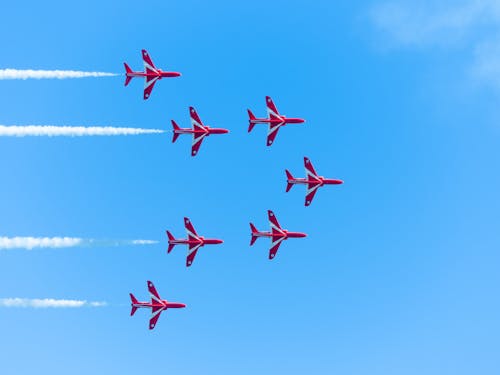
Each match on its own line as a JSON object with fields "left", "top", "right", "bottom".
{"left": 124, "top": 63, "right": 133, "bottom": 86}
{"left": 171, "top": 120, "right": 180, "bottom": 143}
{"left": 249, "top": 223, "right": 259, "bottom": 246}
{"left": 285, "top": 170, "right": 294, "bottom": 192}
{"left": 129, "top": 293, "right": 139, "bottom": 316}
{"left": 247, "top": 109, "right": 256, "bottom": 132}
{"left": 166, "top": 230, "right": 176, "bottom": 253}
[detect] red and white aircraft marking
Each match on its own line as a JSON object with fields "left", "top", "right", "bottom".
{"left": 166, "top": 217, "right": 224, "bottom": 267}
{"left": 286, "top": 157, "right": 344, "bottom": 206}
{"left": 124, "top": 49, "right": 181, "bottom": 100}
{"left": 247, "top": 96, "right": 305, "bottom": 146}
{"left": 130, "top": 280, "right": 186, "bottom": 330}
{"left": 171, "top": 107, "right": 229, "bottom": 156}
{"left": 249, "top": 210, "right": 307, "bottom": 260}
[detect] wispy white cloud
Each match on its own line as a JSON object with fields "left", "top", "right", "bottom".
{"left": 371, "top": 1, "right": 500, "bottom": 47}
{"left": 0, "top": 298, "right": 106, "bottom": 308}
{"left": 0, "top": 69, "right": 118, "bottom": 80}
{"left": 0, "top": 236, "right": 159, "bottom": 250}
{"left": 370, "top": 0, "right": 500, "bottom": 87}
{"left": 0, "top": 125, "right": 164, "bottom": 137}
{"left": 470, "top": 38, "right": 500, "bottom": 86}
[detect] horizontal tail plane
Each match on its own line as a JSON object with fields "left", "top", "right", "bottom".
{"left": 249, "top": 223, "right": 259, "bottom": 246}
{"left": 247, "top": 109, "right": 256, "bottom": 133}
{"left": 129, "top": 293, "right": 139, "bottom": 316}
{"left": 285, "top": 170, "right": 294, "bottom": 192}
{"left": 124, "top": 63, "right": 133, "bottom": 86}
{"left": 166, "top": 230, "right": 176, "bottom": 253}
{"left": 171, "top": 120, "right": 180, "bottom": 143}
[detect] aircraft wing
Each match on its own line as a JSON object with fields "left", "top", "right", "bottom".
{"left": 267, "top": 123, "right": 282, "bottom": 146}
{"left": 189, "top": 107, "right": 205, "bottom": 130}
{"left": 191, "top": 132, "right": 207, "bottom": 156}
{"left": 186, "top": 242, "right": 202, "bottom": 267}
{"left": 143, "top": 76, "right": 159, "bottom": 100}
{"left": 184, "top": 217, "right": 199, "bottom": 240}
{"left": 142, "top": 49, "right": 158, "bottom": 74}
{"left": 266, "top": 96, "right": 281, "bottom": 119}
{"left": 304, "top": 157, "right": 319, "bottom": 179}
{"left": 149, "top": 306, "right": 165, "bottom": 330}
{"left": 148, "top": 280, "right": 162, "bottom": 304}
{"left": 268, "top": 210, "right": 284, "bottom": 233}
{"left": 269, "top": 236, "right": 285, "bottom": 259}
{"left": 305, "top": 182, "right": 321, "bottom": 206}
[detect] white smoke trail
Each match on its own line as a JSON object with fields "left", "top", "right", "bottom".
{"left": 0, "top": 69, "right": 118, "bottom": 80}
{"left": 131, "top": 240, "right": 158, "bottom": 245}
{"left": 0, "top": 236, "right": 159, "bottom": 250}
{"left": 0, "top": 125, "right": 165, "bottom": 137}
{"left": 0, "top": 298, "right": 107, "bottom": 308}
{"left": 0, "top": 237, "right": 83, "bottom": 250}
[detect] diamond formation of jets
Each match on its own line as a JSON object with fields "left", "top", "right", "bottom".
{"left": 130, "top": 281, "right": 186, "bottom": 330}
{"left": 247, "top": 96, "right": 305, "bottom": 146}
{"left": 166, "top": 217, "right": 224, "bottom": 267}
{"left": 250, "top": 210, "right": 307, "bottom": 260}
{"left": 124, "top": 49, "right": 181, "bottom": 100}
{"left": 171, "top": 107, "right": 229, "bottom": 156}
{"left": 286, "top": 157, "right": 344, "bottom": 206}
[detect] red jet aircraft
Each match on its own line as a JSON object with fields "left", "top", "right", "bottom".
{"left": 130, "top": 280, "right": 186, "bottom": 330}
{"left": 286, "top": 157, "right": 344, "bottom": 206}
{"left": 166, "top": 217, "right": 224, "bottom": 267}
{"left": 124, "top": 49, "right": 181, "bottom": 100}
{"left": 171, "top": 107, "right": 229, "bottom": 156}
{"left": 247, "top": 96, "right": 305, "bottom": 146}
{"left": 250, "top": 210, "right": 307, "bottom": 260}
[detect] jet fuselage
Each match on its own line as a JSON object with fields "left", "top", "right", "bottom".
{"left": 252, "top": 230, "right": 307, "bottom": 239}
{"left": 132, "top": 301, "right": 186, "bottom": 310}
{"left": 168, "top": 238, "right": 224, "bottom": 246}
{"left": 250, "top": 117, "right": 305, "bottom": 125}
{"left": 173, "top": 127, "right": 229, "bottom": 135}
{"left": 126, "top": 70, "right": 181, "bottom": 79}
{"left": 288, "top": 177, "right": 344, "bottom": 186}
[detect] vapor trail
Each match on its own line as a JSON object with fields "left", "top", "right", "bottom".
{"left": 0, "top": 69, "right": 118, "bottom": 80}
{"left": 0, "top": 236, "right": 159, "bottom": 250}
{"left": 0, "top": 298, "right": 106, "bottom": 308}
{"left": 0, "top": 125, "right": 165, "bottom": 137}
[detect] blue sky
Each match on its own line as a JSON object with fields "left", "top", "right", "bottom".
{"left": 0, "top": 0, "right": 499, "bottom": 373}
